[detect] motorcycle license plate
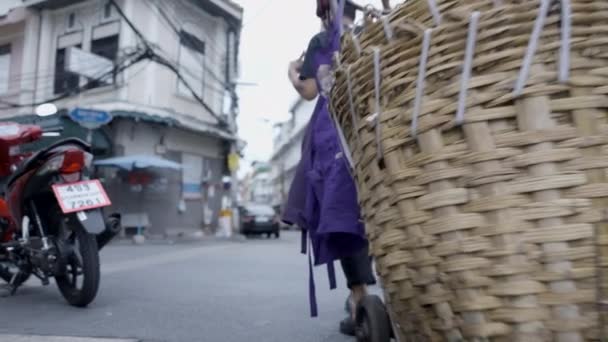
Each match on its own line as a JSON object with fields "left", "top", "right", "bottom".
{"left": 52, "top": 180, "right": 112, "bottom": 214}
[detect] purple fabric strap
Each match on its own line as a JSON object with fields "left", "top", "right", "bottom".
{"left": 323, "top": 0, "right": 342, "bottom": 296}
{"left": 301, "top": 229, "right": 307, "bottom": 254}
{"left": 302, "top": 228, "right": 336, "bottom": 315}
{"left": 328, "top": 261, "right": 337, "bottom": 290}
{"left": 307, "top": 236, "right": 337, "bottom": 317}
{"left": 302, "top": 229, "right": 318, "bottom": 316}
{"left": 308, "top": 238, "right": 318, "bottom": 317}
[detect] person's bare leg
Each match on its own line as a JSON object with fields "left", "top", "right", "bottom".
{"left": 349, "top": 284, "right": 369, "bottom": 319}
{"left": 340, "top": 244, "right": 376, "bottom": 336}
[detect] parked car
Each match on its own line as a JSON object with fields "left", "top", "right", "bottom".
{"left": 239, "top": 203, "right": 280, "bottom": 238}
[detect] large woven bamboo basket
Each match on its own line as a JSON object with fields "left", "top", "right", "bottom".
{"left": 330, "top": 0, "right": 608, "bottom": 340}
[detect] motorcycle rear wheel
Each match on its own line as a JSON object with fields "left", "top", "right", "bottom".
{"left": 55, "top": 224, "right": 100, "bottom": 307}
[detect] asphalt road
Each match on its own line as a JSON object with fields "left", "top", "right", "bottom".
{"left": 0, "top": 232, "right": 362, "bottom": 342}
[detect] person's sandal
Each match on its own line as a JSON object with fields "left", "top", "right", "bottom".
{"left": 339, "top": 316, "right": 356, "bottom": 336}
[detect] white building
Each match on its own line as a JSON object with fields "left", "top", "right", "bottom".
{"left": 269, "top": 96, "right": 315, "bottom": 210}
{"left": 246, "top": 161, "right": 272, "bottom": 204}
{"left": 0, "top": 0, "right": 243, "bottom": 235}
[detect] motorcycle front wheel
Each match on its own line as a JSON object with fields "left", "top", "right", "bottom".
{"left": 55, "top": 223, "right": 100, "bottom": 307}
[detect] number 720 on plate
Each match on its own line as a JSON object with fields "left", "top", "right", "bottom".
{"left": 52, "top": 180, "right": 112, "bottom": 214}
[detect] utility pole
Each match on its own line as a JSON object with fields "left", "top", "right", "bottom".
{"left": 280, "top": 163, "right": 285, "bottom": 211}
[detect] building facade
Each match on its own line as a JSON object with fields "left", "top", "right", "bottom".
{"left": 246, "top": 161, "right": 272, "bottom": 204}
{"left": 269, "top": 96, "right": 315, "bottom": 211}
{"left": 0, "top": 0, "right": 243, "bottom": 236}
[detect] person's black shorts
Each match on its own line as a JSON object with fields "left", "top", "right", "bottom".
{"left": 340, "top": 243, "right": 376, "bottom": 289}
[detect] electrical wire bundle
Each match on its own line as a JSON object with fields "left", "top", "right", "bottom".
{"left": 1, "top": 0, "right": 233, "bottom": 129}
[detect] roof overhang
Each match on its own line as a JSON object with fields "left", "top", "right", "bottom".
{"left": 0, "top": 8, "right": 26, "bottom": 25}
{"left": 76, "top": 100, "right": 237, "bottom": 142}
{"left": 22, "top": 0, "right": 87, "bottom": 10}
{"left": 0, "top": 1, "right": 18, "bottom": 16}
{"left": 195, "top": 0, "right": 243, "bottom": 29}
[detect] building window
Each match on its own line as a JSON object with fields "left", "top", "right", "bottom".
{"left": 0, "top": 45, "right": 10, "bottom": 94}
{"left": 228, "top": 30, "right": 238, "bottom": 77}
{"left": 103, "top": 2, "right": 113, "bottom": 19}
{"left": 177, "top": 29, "right": 205, "bottom": 98}
{"left": 54, "top": 45, "right": 81, "bottom": 95}
{"left": 87, "top": 35, "right": 119, "bottom": 89}
{"left": 67, "top": 13, "right": 76, "bottom": 29}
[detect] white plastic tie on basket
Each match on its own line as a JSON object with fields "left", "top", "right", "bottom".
{"left": 331, "top": 110, "right": 355, "bottom": 170}
{"left": 411, "top": 29, "right": 432, "bottom": 138}
{"left": 382, "top": 16, "right": 394, "bottom": 42}
{"left": 427, "top": 0, "right": 441, "bottom": 26}
{"left": 328, "top": 76, "right": 355, "bottom": 172}
{"left": 372, "top": 47, "right": 384, "bottom": 162}
{"left": 456, "top": 11, "right": 481, "bottom": 125}
{"left": 363, "top": 5, "right": 376, "bottom": 24}
{"left": 346, "top": 65, "right": 362, "bottom": 145}
{"left": 351, "top": 32, "right": 362, "bottom": 57}
{"left": 333, "top": 51, "right": 341, "bottom": 69}
{"left": 514, "top": 0, "right": 551, "bottom": 96}
{"left": 559, "top": 0, "right": 571, "bottom": 83}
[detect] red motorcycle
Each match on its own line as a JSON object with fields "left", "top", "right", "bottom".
{"left": 0, "top": 121, "right": 121, "bottom": 307}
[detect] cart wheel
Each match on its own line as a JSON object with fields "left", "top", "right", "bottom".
{"left": 355, "top": 295, "right": 392, "bottom": 342}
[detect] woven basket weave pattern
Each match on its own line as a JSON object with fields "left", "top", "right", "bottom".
{"left": 331, "top": 0, "right": 608, "bottom": 340}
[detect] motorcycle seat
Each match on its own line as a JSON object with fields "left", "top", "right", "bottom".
{"left": 5, "top": 138, "right": 91, "bottom": 190}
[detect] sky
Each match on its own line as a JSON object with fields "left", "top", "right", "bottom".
{"left": 233, "top": 0, "right": 393, "bottom": 176}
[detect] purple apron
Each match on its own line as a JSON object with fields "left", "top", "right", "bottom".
{"left": 282, "top": 1, "right": 367, "bottom": 317}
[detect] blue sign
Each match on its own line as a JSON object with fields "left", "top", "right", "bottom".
{"left": 68, "top": 107, "right": 113, "bottom": 129}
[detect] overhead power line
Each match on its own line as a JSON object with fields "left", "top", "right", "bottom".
{"left": 148, "top": 1, "right": 229, "bottom": 89}
{"left": 1, "top": 0, "right": 230, "bottom": 128}
{"left": 151, "top": 1, "right": 224, "bottom": 61}
{"left": 151, "top": 45, "right": 227, "bottom": 96}
{"left": 0, "top": 45, "right": 135, "bottom": 84}
{"left": 2, "top": 67, "right": 233, "bottom": 108}
{"left": 0, "top": 49, "right": 148, "bottom": 110}
{"left": 108, "top": 0, "right": 227, "bottom": 127}
{"left": 0, "top": 53, "right": 227, "bottom": 101}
